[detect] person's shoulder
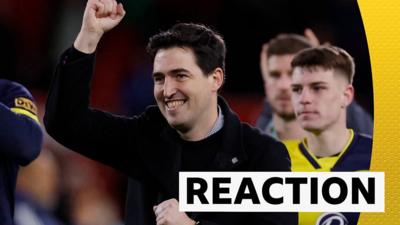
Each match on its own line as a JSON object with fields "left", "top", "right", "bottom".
{"left": 357, "top": 132, "right": 372, "bottom": 141}
{"left": 342, "top": 131, "right": 372, "bottom": 161}
{"left": 241, "top": 122, "right": 287, "bottom": 154}
{"left": 137, "top": 105, "right": 168, "bottom": 130}
{"left": 242, "top": 122, "right": 279, "bottom": 144}
{"left": 0, "top": 79, "right": 33, "bottom": 99}
{"left": 354, "top": 132, "right": 373, "bottom": 152}
{"left": 142, "top": 105, "right": 163, "bottom": 120}
{"left": 336, "top": 132, "right": 372, "bottom": 171}
{"left": 241, "top": 122, "right": 291, "bottom": 171}
{"left": 283, "top": 139, "right": 302, "bottom": 152}
{"left": 0, "top": 79, "right": 38, "bottom": 122}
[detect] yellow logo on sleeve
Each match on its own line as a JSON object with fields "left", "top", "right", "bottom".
{"left": 14, "top": 97, "right": 38, "bottom": 115}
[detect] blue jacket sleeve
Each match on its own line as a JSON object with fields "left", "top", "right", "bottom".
{"left": 0, "top": 100, "right": 42, "bottom": 166}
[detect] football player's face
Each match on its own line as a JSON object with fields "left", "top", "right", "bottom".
{"left": 291, "top": 67, "right": 352, "bottom": 132}
{"left": 264, "top": 54, "right": 296, "bottom": 120}
{"left": 153, "top": 47, "right": 219, "bottom": 132}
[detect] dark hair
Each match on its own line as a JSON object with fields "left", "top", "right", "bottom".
{"left": 267, "top": 34, "right": 313, "bottom": 57}
{"left": 291, "top": 45, "right": 355, "bottom": 84}
{"left": 146, "top": 23, "right": 226, "bottom": 75}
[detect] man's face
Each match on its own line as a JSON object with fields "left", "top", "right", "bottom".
{"left": 264, "top": 54, "right": 296, "bottom": 120}
{"left": 153, "top": 47, "right": 218, "bottom": 132}
{"left": 291, "top": 67, "right": 352, "bottom": 132}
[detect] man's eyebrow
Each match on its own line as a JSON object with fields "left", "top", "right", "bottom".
{"left": 291, "top": 83, "right": 302, "bottom": 87}
{"left": 152, "top": 68, "right": 190, "bottom": 77}
{"left": 291, "top": 81, "right": 328, "bottom": 87}
{"left": 310, "top": 81, "right": 328, "bottom": 86}
{"left": 169, "top": 68, "right": 190, "bottom": 74}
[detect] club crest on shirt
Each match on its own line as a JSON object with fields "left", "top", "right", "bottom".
{"left": 15, "top": 97, "right": 38, "bottom": 115}
{"left": 316, "top": 212, "right": 349, "bottom": 225}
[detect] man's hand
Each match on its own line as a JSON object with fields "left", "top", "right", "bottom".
{"left": 304, "top": 28, "right": 320, "bottom": 47}
{"left": 153, "top": 199, "right": 196, "bottom": 225}
{"left": 74, "top": 0, "right": 126, "bottom": 53}
{"left": 259, "top": 28, "right": 321, "bottom": 80}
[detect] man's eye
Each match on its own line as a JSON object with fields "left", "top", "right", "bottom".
{"left": 154, "top": 76, "right": 164, "bottom": 82}
{"left": 176, "top": 74, "right": 187, "bottom": 79}
{"left": 313, "top": 86, "right": 325, "bottom": 92}
{"left": 269, "top": 72, "right": 280, "bottom": 79}
{"left": 292, "top": 87, "right": 301, "bottom": 93}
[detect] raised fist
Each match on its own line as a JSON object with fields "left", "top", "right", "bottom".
{"left": 74, "top": 0, "right": 126, "bottom": 53}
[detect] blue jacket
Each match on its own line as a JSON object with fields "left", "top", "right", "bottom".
{"left": 0, "top": 79, "right": 43, "bottom": 225}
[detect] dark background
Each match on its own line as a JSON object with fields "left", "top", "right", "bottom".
{"left": 0, "top": 0, "right": 373, "bottom": 116}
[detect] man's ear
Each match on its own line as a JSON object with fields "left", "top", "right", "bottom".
{"left": 342, "top": 84, "right": 354, "bottom": 108}
{"left": 210, "top": 68, "right": 224, "bottom": 92}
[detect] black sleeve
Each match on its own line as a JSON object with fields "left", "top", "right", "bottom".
{"left": 44, "top": 47, "right": 146, "bottom": 175}
{"left": 125, "top": 179, "right": 160, "bottom": 225}
{"left": 244, "top": 130, "right": 298, "bottom": 225}
{"left": 248, "top": 141, "right": 297, "bottom": 225}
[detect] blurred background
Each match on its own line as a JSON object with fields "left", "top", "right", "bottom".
{"left": 0, "top": 0, "right": 372, "bottom": 224}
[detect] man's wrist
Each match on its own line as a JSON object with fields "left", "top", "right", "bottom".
{"left": 73, "top": 30, "right": 103, "bottom": 54}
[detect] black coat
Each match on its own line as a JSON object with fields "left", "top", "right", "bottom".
{"left": 44, "top": 47, "right": 297, "bottom": 225}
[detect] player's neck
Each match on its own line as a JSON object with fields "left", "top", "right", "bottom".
{"left": 273, "top": 114, "right": 306, "bottom": 140}
{"left": 305, "top": 123, "right": 351, "bottom": 158}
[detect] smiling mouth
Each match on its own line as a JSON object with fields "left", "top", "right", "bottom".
{"left": 165, "top": 100, "right": 186, "bottom": 110}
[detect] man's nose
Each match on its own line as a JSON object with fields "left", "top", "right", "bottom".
{"left": 299, "top": 88, "right": 312, "bottom": 104}
{"left": 163, "top": 77, "right": 177, "bottom": 98}
{"left": 277, "top": 75, "right": 292, "bottom": 90}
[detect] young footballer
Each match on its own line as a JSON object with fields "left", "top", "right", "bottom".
{"left": 286, "top": 46, "right": 372, "bottom": 225}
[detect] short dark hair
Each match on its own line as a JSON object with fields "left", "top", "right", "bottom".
{"left": 146, "top": 23, "right": 226, "bottom": 75}
{"left": 267, "top": 34, "right": 312, "bottom": 57}
{"left": 291, "top": 45, "right": 355, "bottom": 84}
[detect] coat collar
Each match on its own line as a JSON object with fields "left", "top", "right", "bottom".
{"left": 213, "top": 96, "right": 248, "bottom": 170}
{"left": 159, "top": 96, "right": 248, "bottom": 171}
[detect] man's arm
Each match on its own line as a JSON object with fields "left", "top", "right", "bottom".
{"left": 44, "top": 0, "right": 147, "bottom": 174}
{"left": 254, "top": 142, "right": 297, "bottom": 225}
{"left": 0, "top": 103, "right": 42, "bottom": 166}
{"left": 0, "top": 80, "right": 43, "bottom": 166}
{"left": 246, "top": 131, "right": 298, "bottom": 225}
{"left": 148, "top": 137, "right": 297, "bottom": 225}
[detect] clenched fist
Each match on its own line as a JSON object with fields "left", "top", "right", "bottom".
{"left": 153, "top": 199, "right": 196, "bottom": 225}
{"left": 74, "top": 0, "right": 126, "bottom": 53}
